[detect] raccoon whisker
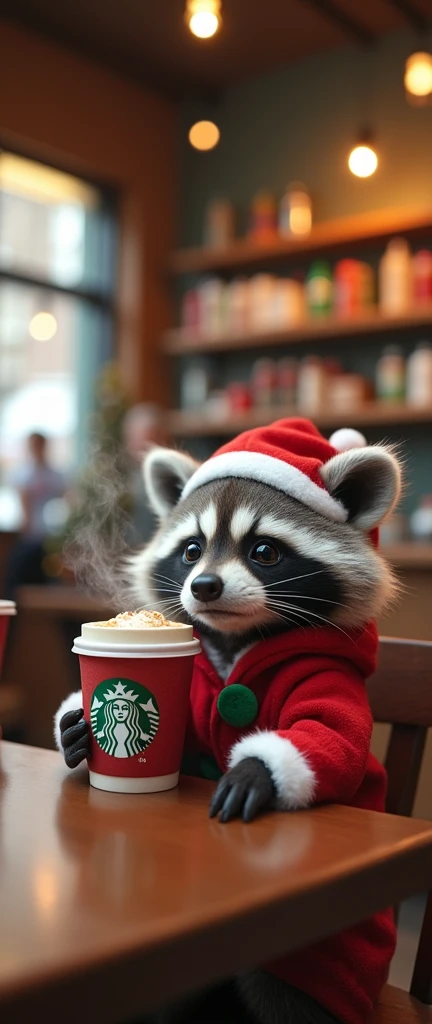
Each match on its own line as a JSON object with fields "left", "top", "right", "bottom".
{"left": 267, "top": 600, "right": 354, "bottom": 641}
{"left": 151, "top": 572, "right": 183, "bottom": 590}
{"left": 268, "top": 607, "right": 309, "bottom": 634}
{"left": 260, "top": 592, "right": 350, "bottom": 609}
{"left": 261, "top": 571, "right": 326, "bottom": 589}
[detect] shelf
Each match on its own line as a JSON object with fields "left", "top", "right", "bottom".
{"left": 169, "top": 207, "right": 432, "bottom": 275}
{"left": 381, "top": 543, "right": 432, "bottom": 569}
{"left": 162, "top": 306, "right": 432, "bottom": 355}
{"left": 168, "top": 403, "right": 432, "bottom": 437}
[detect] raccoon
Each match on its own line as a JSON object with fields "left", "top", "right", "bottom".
{"left": 56, "top": 419, "right": 401, "bottom": 1024}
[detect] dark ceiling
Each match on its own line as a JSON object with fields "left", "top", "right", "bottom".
{"left": 1, "top": 0, "right": 431, "bottom": 98}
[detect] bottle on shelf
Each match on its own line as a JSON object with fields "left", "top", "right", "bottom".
{"left": 180, "top": 366, "right": 212, "bottom": 410}
{"left": 276, "top": 357, "right": 298, "bottom": 409}
{"left": 375, "top": 345, "right": 406, "bottom": 402}
{"left": 204, "top": 198, "right": 235, "bottom": 249}
{"left": 279, "top": 183, "right": 312, "bottom": 238}
{"left": 406, "top": 342, "right": 432, "bottom": 406}
{"left": 250, "top": 358, "right": 278, "bottom": 407}
{"left": 305, "top": 261, "right": 333, "bottom": 317}
{"left": 334, "top": 259, "right": 374, "bottom": 318}
{"left": 248, "top": 274, "right": 277, "bottom": 330}
{"left": 181, "top": 288, "right": 200, "bottom": 333}
{"left": 272, "top": 278, "right": 305, "bottom": 328}
{"left": 297, "top": 357, "right": 328, "bottom": 414}
{"left": 379, "top": 238, "right": 412, "bottom": 316}
{"left": 410, "top": 497, "right": 432, "bottom": 542}
{"left": 225, "top": 277, "right": 250, "bottom": 334}
{"left": 197, "top": 277, "right": 226, "bottom": 336}
{"left": 227, "top": 381, "right": 252, "bottom": 413}
{"left": 249, "top": 191, "right": 278, "bottom": 242}
{"left": 412, "top": 250, "right": 432, "bottom": 304}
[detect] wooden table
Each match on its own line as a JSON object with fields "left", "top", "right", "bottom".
{"left": 2, "top": 744, "right": 432, "bottom": 1024}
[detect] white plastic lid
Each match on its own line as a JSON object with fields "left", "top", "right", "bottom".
{"left": 0, "top": 600, "right": 16, "bottom": 616}
{"left": 72, "top": 635, "right": 201, "bottom": 659}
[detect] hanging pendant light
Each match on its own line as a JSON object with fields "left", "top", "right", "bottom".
{"left": 185, "top": 0, "right": 222, "bottom": 39}
{"left": 348, "top": 131, "right": 378, "bottom": 178}
{"left": 404, "top": 52, "right": 432, "bottom": 106}
{"left": 188, "top": 119, "right": 220, "bottom": 150}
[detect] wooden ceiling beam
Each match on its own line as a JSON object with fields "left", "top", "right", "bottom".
{"left": 300, "top": 0, "right": 374, "bottom": 45}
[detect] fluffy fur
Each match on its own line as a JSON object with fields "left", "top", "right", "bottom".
{"left": 229, "top": 731, "right": 316, "bottom": 810}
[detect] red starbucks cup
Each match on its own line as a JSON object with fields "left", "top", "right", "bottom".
{"left": 0, "top": 601, "right": 16, "bottom": 676}
{"left": 72, "top": 617, "right": 200, "bottom": 794}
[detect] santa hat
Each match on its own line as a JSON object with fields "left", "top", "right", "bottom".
{"left": 181, "top": 418, "right": 367, "bottom": 524}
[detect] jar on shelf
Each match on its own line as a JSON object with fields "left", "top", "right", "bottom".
{"left": 279, "top": 183, "right": 312, "bottom": 238}
{"left": 406, "top": 342, "right": 432, "bottom": 406}
{"left": 412, "top": 250, "right": 432, "bottom": 304}
{"left": 379, "top": 238, "right": 412, "bottom": 316}
{"left": 204, "top": 198, "right": 235, "bottom": 249}
{"left": 375, "top": 345, "right": 406, "bottom": 402}
{"left": 305, "top": 261, "right": 333, "bottom": 317}
{"left": 249, "top": 191, "right": 278, "bottom": 241}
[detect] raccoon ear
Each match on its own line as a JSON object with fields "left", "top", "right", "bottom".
{"left": 319, "top": 446, "right": 402, "bottom": 530}
{"left": 143, "top": 447, "right": 200, "bottom": 519}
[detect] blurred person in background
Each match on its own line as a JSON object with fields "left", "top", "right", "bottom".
{"left": 5, "top": 432, "right": 66, "bottom": 598}
{"left": 122, "top": 403, "right": 166, "bottom": 547}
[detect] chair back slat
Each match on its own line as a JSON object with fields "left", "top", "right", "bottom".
{"left": 384, "top": 724, "right": 427, "bottom": 816}
{"left": 367, "top": 637, "right": 432, "bottom": 727}
{"left": 368, "top": 637, "right": 432, "bottom": 1005}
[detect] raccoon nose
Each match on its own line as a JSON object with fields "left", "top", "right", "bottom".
{"left": 191, "top": 573, "right": 224, "bottom": 602}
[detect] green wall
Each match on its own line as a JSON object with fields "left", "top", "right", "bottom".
{"left": 180, "top": 29, "right": 432, "bottom": 244}
{"left": 177, "top": 29, "right": 432, "bottom": 518}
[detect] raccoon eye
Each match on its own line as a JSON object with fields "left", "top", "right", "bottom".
{"left": 250, "top": 541, "right": 280, "bottom": 565}
{"left": 183, "top": 541, "right": 202, "bottom": 563}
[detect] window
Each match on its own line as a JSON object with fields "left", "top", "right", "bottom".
{"left": 0, "top": 151, "right": 116, "bottom": 527}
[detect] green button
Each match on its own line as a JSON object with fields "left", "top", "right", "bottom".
{"left": 217, "top": 684, "right": 258, "bottom": 728}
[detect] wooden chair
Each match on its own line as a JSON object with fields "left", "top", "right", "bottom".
{"left": 367, "top": 637, "right": 432, "bottom": 1022}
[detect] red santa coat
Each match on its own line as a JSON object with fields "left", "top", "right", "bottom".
{"left": 184, "top": 622, "right": 396, "bottom": 1024}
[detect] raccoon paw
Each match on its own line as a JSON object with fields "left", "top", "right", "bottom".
{"left": 60, "top": 708, "right": 90, "bottom": 768}
{"left": 209, "top": 757, "right": 275, "bottom": 824}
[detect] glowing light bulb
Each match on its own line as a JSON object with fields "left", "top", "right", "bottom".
{"left": 186, "top": 1, "right": 221, "bottom": 39}
{"left": 405, "top": 52, "right": 432, "bottom": 103}
{"left": 188, "top": 120, "right": 220, "bottom": 151}
{"left": 29, "top": 312, "right": 57, "bottom": 341}
{"left": 348, "top": 144, "right": 378, "bottom": 178}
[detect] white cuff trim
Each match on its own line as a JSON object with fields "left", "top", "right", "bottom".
{"left": 228, "top": 730, "right": 316, "bottom": 810}
{"left": 54, "top": 691, "right": 83, "bottom": 750}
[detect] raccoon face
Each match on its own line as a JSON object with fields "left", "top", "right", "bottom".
{"left": 130, "top": 443, "right": 401, "bottom": 647}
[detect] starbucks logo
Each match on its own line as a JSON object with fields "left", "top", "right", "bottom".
{"left": 90, "top": 678, "right": 159, "bottom": 759}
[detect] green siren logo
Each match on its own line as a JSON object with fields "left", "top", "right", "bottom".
{"left": 90, "top": 678, "right": 159, "bottom": 758}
